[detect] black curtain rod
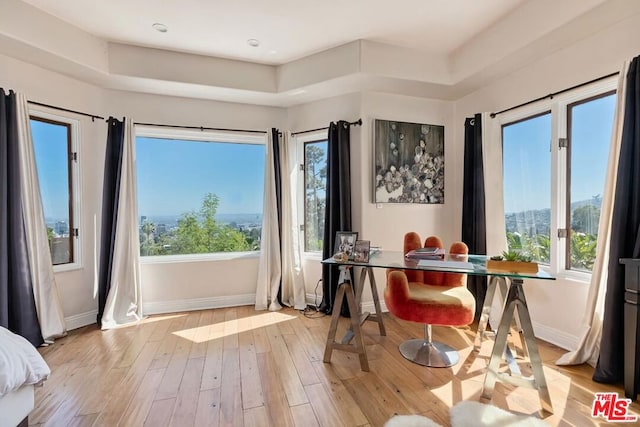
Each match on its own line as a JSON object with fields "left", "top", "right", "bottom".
{"left": 291, "top": 118, "right": 362, "bottom": 136}
{"left": 28, "top": 100, "right": 105, "bottom": 121}
{"left": 133, "top": 122, "right": 267, "bottom": 134}
{"left": 490, "top": 71, "right": 619, "bottom": 118}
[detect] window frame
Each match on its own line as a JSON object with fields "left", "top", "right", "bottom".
{"left": 135, "top": 125, "right": 267, "bottom": 263}
{"left": 29, "top": 110, "right": 82, "bottom": 272}
{"left": 295, "top": 130, "right": 329, "bottom": 258}
{"left": 565, "top": 90, "right": 616, "bottom": 272}
{"left": 501, "top": 110, "right": 553, "bottom": 266}
{"left": 496, "top": 76, "right": 617, "bottom": 281}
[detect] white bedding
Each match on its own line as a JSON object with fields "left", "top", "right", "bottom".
{"left": 0, "top": 326, "right": 50, "bottom": 398}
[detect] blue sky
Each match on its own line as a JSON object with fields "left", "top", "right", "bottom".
{"left": 502, "top": 93, "right": 616, "bottom": 213}
{"left": 136, "top": 137, "right": 266, "bottom": 216}
{"left": 31, "top": 120, "right": 69, "bottom": 220}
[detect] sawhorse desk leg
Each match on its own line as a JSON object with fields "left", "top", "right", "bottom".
{"left": 481, "top": 278, "right": 553, "bottom": 414}
{"left": 323, "top": 266, "right": 386, "bottom": 372}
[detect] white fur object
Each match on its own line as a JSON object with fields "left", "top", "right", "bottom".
{"left": 384, "top": 414, "right": 442, "bottom": 427}
{"left": 450, "top": 401, "right": 549, "bottom": 427}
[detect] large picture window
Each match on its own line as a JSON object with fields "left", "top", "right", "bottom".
{"left": 500, "top": 80, "right": 616, "bottom": 275}
{"left": 30, "top": 114, "right": 79, "bottom": 267}
{"left": 136, "top": 127, "right": 266, "bottom": 257}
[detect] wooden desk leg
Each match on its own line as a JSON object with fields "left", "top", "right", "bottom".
{"left": 368, "top": 267, "right": 386, "bottom": 336}
{"left": 323, "top": 280, "right": 369, "bottom": 372}
{"left": 345, "top": 280, "right": 369, "bottom": 371}
{"left": 324, "top": 282, "right": 346, "bottom": 365}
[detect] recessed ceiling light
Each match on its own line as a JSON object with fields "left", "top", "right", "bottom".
{"left": 152, "top": 23, "right": 168, "bottom": 33}
{"left": 247, "top": 38, "right": 260, "bottom": 47}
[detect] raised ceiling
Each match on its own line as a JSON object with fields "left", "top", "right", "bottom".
{"left": 2, "top": 0, "right": 627, "bottom": 106}
{"left": 20, "top": 0, "right": 525, "bottom": 64}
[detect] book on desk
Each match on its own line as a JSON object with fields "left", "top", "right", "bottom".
{"left": 405, "top": 247, "right": 446, "bottom": 260}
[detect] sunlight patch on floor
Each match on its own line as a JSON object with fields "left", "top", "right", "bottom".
{"left": 142, "top": 313, "right": 188, "bottom": 323}
{"left": 172, "top": 311, "right": 296, "bottom": 343}
{"left": 106, "top": 313, "right": 188, "bottom": 329}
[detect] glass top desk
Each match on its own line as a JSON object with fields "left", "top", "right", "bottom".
{"left": 321, "top": 250, "right": 556, "bottom": 413}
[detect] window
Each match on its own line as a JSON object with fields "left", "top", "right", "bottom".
{"left": 304, "top": 140, "right": 328, "bottom": 252}
{"left": 30, "top": 114, "right": 80, "bottom": 267}
{"left": 295, "top": 131, "right": 328, "bottom": 253}
{"left": 503, "top": 112, "right": 552, "bottom": 264}
{"left": 500, "top": 80, "right": 616, "bottom": 275}
{"left": 567, "top": 92, "right": 616, "bottom": 271}
{"left": 135, "top": 127, "right": 266, "bottom": 258}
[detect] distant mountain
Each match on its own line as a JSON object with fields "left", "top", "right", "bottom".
{"left": 505, "top": 197, "right": 601, "bottom": 234}
{"left": 140, "top": 213, "right": 262, "bottom": 226}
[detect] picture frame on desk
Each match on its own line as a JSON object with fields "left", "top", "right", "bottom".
{"left": 334, "top": 231, "right": 358, "bottom": 261}
{"left": 354, "top": 240, "right": 371, "bottom": 263}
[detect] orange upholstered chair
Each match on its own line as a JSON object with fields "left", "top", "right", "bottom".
{"left": 384, "top": 233, "right": 475, "bottom": 367}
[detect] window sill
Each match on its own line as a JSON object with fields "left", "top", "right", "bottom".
{"left": 140, "top": 251, "right": 260, "bottom": 265}
{"left": 303, "top": 252, "right": 323, "bottom": 261}
{"left": 53, "top": 262, "right": 83, "bottom": 273}
{"left": 554, "top": 269, "right": 591, "bottom": 284}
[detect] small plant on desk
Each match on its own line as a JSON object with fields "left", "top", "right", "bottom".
{"left": 491, "top": 250, "right": 533, "bottom": 263}
{"left": 488, "top": 251, "right": 537, "bottom": 273}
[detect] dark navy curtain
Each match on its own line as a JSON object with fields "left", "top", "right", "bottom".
{"left": 0, "top": 89, "right": 43, "bottom": 346}
{"left": 320, "top": 121, "right": 353, "bottom": 316}
{"left": 97, "top": 117, "right": 125, "bottom": 326}
{"left": 462, "top": 114, "right": 487, "bottom": 320}
{"left": 594, "top": 55, "right": 640, "bottom": 384}
{"left": 272, "top": 128, "right": 284, "bottom": 306}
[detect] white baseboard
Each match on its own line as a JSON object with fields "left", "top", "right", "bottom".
{"left": 532, "top": 321, "right": 578, "bottom": 352}
{"left": 65, "top": 310, "right": 98, "bottom": 331}
{"left": 143, "top": 294, "right": 256, "bottom": 315}
{"left": 362, "top": 299, "right": 388, "bottom": 314}
{"left": 305, "top": 292, "right": 323, "bottom": 308}
{"left": 306, "top": 296, "right": 388, "bottom": 314}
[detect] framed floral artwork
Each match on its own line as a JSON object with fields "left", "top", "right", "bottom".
{"left": 373, "top": 119, "right": 444, "bottom": 204}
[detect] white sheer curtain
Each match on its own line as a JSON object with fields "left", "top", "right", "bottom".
{"left": 101, "top": 119, "right": 142, "bottom": 329}
{"left": 556, "top": 61, "right": 628, "bottom": 366}
{"left": 481, "top": 112, "right": 509, "bottom": 327}
{"left": 280, "top": 132, "right": 306, "bottom": 310}
{"left": 256, "top": 131, "right": 282, "bottom": 311}
{"left": 15, "top": 92, "right": 66, "bottom": 341}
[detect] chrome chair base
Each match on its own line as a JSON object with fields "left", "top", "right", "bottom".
{"left": 399, "top": 339, "right": 459, "bottom": 367}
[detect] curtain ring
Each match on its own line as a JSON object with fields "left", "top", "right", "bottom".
{"left": 469, "top": 118, "right": 475, "bottom": 125}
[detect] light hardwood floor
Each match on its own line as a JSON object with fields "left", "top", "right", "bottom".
{"left": 32, "top": 306, "right": 639, "bottom": 426}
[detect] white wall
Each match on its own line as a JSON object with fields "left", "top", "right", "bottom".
{"left": 453, "top": 12, "right": 640, "bottom": 350}
{"left": 2, "top": 53, "right": 107, "bottom": 328}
